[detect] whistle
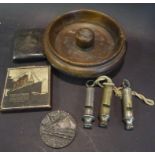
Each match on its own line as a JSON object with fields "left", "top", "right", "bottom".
{"left": 82, "top": 86, "right": 95, "bottom": 129}
{"left": 122, "top": 79, "right": 134, "bottom": 130}
{"left": 99, "top": 82, "right": 114, "bottom": 128}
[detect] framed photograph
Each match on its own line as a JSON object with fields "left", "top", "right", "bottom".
{"left": 1, "top": 66, "right": 51, "bottom": 111}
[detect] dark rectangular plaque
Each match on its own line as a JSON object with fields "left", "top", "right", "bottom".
{"left": 0, "top": 66, "right": 51, "bottom": 111}
{"left": 13, "top": 29, "right": 46, "bottom": 61}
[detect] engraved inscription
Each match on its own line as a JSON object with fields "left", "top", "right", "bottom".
{"left": 9, "top": 93, "right": 30, "bottom": 103}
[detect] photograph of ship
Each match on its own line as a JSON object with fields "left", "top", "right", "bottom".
{"left": 1, "top": 66, "right": 51, "bottom": 111}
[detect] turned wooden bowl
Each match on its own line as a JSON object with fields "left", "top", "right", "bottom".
{"left": 43, "top": 9, "right": 126, "bottom": 78}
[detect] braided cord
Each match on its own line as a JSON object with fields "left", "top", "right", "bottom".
{"left": 86, "top": 75, "right": 154, "bottom": 106}
{"left": 132, "top": 91, "right": 154, "bottom": 106}
{"left": 113, "top": 86, "right": 154, "bottom": 106}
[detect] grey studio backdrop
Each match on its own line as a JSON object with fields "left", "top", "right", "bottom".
{"left": 0, "top": 4, "right": 155, "bottom": 152}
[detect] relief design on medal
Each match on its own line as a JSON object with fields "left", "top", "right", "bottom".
{"left": 1, "top": 66, "right": 51, "bottom": 111}
{"left": 40, "top": 111, "right": 77, "bottom": 148}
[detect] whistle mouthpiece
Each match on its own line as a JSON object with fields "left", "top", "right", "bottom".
{"left": 99, "top": 115, "right": 109, "bottom": 128}
{"left": 82, "top": 115, "right": 95, "bottom": 129}
{"left": 125, "top": 118, "right": 134, "bottom": 130}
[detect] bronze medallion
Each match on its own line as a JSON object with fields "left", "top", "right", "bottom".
{"left": 40, "top": 110, "right": 77, "bottom": 148}
{"left": 43, "top": 9, "right": 126, "bottom": 78}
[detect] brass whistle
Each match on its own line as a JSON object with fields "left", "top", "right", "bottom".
{"left": 122, "top": 79, "right": 134, "bottom": 130}
{"left": 99, "top": 81, "right": 114, "bottom": 128}
{"left": 82, "top": 86, "right": 95, "bottom": 129}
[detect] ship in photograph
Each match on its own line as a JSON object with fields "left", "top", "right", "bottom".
{"left": 0, "top": 66, "right": 51, "bottom": 111}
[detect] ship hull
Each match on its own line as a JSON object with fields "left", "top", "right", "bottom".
{"left": 7, "top": 81, "right": 42, "bottom": 95}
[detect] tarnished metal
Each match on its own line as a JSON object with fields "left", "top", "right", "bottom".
{"left": 13, "top": 29, "right": 46, "bottom": 61}
{"left": 40, "top": 110, "right": 77, "bottom": 148}
{"left": 82, "top": 85, "right": 95, "bottom": 129}
{"left": 122, "top": 79, "right": 134, "bottom": 130}
{"left": 43, "top": 9, "right": 127, "bottom": 78}
{"left": 99, "top": 81, "right": 114, "bottom": 128}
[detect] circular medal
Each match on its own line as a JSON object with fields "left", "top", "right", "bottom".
{"left": 40, "top": 110, "right": 77, "bottom": 148}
